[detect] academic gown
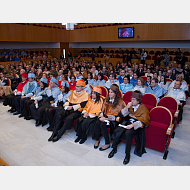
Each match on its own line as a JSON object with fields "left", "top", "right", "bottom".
{"left": 74, "top": 98, "right": 103, "bottom": 138}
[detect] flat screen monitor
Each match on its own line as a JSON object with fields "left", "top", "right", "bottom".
{"left": 118, "top": 27, "right": 134, "bottom": 38}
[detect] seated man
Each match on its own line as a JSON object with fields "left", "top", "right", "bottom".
{"left": 48, "top": 79, "right": 90, "bottom": 142}
{"left": 108, "top": 90, "right": 150, "bottom": 165}
{"left": 14, "top": 73, "right": 38, "bottom": 115}
{"left": 145, "top": 76, "right": 151, "bottom": 87}
{"left": 145, "top": 78, "right": 166, "bottom": 102}
{"left": 168, "top": 75, "right": 189, "bottom": 96}
{"left": 57, "top": 69, "right": 63, "bottom": 81}
{"left": 119, "top": 75, "right": 133, "bottom": 94}
{"left": 105, "top": 73, "right": 120, "bottom": 89}
{"left": 130, "top": 72, "right": 138, "bottom": 87}
{"left": 75, "top": 71, "right": 83, "bottom": 81}
{"left": 3, "top": 72, "right": 28, "bottom": 113}
{"left": 0, "top": 72, "right": 11, "bottom": 97}
{"left": 117, "top": 69, "right": 126, "bottom": 84}
{"left": 30, "top": 77, "right": 61, "bottom": 126}
{"left": 165, "top": 80, "right": 186, "bottom": 122}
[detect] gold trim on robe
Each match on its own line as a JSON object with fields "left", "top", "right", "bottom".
{"left": 66, "top": 90, "right": 90, "bottom": 104}
{"left": 128, "top": 103, "right": 150, "bottom": 127}
{"left": 83, "top": 98, "right": 103, "bottom": 114}
{"left": 102, "top": 99, "right": 126, "bottom": 116}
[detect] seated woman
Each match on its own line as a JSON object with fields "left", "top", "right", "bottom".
{"left": 74, "top": 86, "right": 103, "bottom": 144}
{"left": 95, "top": 73, "right": 106, "bottom": 87}
{"left": 0, "top": 72, "right": 12, "bottom": 97}
{"left": 133, "top": 78, "right": 146, "bottom": 95}
{"left": 21, "top": 77, "right": 48, "bottom": 120}
{"left": 87, "top": 72, "right": 96, "bottom": 87}
{"left": 69, "top": 75, "right": 77, "bottom": 91}
{"left": 92, "top": 84, "right": 126, "bottom": 150}
{"left": 60, "top": 74, "right": 69, "bottom": 88}
{"left": 45, "top": 81, "right": 72, "bottom": 131}
{"left": 158, "top": 75, "right": 169, "bottom": 91}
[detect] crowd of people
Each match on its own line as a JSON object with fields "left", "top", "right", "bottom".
{"left": 0, "top": 48, "right": 52, "bottom": 62}
{"left": 77, "top": 47, "right": 188, "bottom": 69}
{"left": 0, "top": 49, "right": 189, "bottom": 165}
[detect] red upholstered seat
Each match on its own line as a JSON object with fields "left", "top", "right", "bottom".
{"left": 140, "top": 76, "right": 147, "bottom": 81}
{"left": 99, "top": 86, "right": 108, "bottom": 98}
{"left": 145, "top": 106, "right": 173, "bottom": 159}
{"left": 166, "top": 78, "right": 173, "bottom": 83}
{"left": 123, "top": 91, "right": 133, "bottom": 105}
{"left": 104, "top": 75, "right": 108, "bottom": 82}
{"left": 118, "top": 90, "right": 123, "bottom": 98}
{"left": 141, "top": 93, "right": 157, "bottom": 111}
{"left": 89, "top": 84, "right": 93, "bottom": 90}
{"left": 158, "top": 96, "right": 179, "bottom": 138}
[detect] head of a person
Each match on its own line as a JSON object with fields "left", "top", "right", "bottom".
{"left": 153, "top": 72, "right": 158, "bottom": 79}
{"left": 147, "top": 76, "right": 151, "bottom": 83}
{"left": 75, "top": 79, "right": 85, "bottom": 92}
{"left": 174, "top": 80, "right": 181, "bottom": 89}
{"left": 72, "top": 67, "right": 76, "bottom": 73}
{"left": 120, "top": 69, "right": 125, "bottom": 77}
{"left": 58, "top": 70, "right": 63, "bottom": 76}
{"left": 107, "top": 84, "right": 120, "bottom": 107}
{"left": 98, "top": 73, "right": 104, "bottom": 81}
{"left": 49, "top": 71, "right": 57, "bottom": 79}
{"left": 151, "top": 78, "right": 158, "bottom": 88}
{"left": 76, "top": 71, "right": 81, "bottom": 78}
{"left": 158, "top": 70, "right": 162, "bottom": 76}
{"left": 91, "top": 86, "right": 102, "bottom": 103}
{"left": 103, "top": 66, "right": 107, "bottom": 72}
{"left": 133, "top": 72, "right": 138, "bottom": 80}
{"left": 137, "top": 78, "right": 145, "bottom": 87}
{"left": 61, "top": 83, "right": 69, "bottom": 94}
{"left": 128, "top": 70, "right": 133, "bottom": 77}
{"left": 81, "top": 66, "right": 85, "bottom": 73}
{"left": 87, "top": 72, "right": 93, "bottom": 80}
{"left": 109, "top": 73, "right": 116, "bottom": 81}
{"left": 28, "top": 73, "right": 35, "bottom": 82}
{"left": 70, "top": 75, "right": 76, "bottom": 83}
{"left": 131, "top": 90, "right": 143, "bottom": 106}
{"left": 42, "top": 73, "right": 47, "bottom": 78}
{"left": 40, "top": 77, "right": 48, "bottom": 89}
{"left": 50, "top": 78, "right": 58, "bottom": 88}
{"left": 124, "top": 75, "right": 130, "bottom": 84}
{"left": 168, "top": 70, "right": 172, "bottom": 76}
{"left": 20, "top": 69, "right": 25, "bottom": 75}
{"left": 21, "top": 73, "right": 28, "bottom": 82}
{"left": 176, "top": 75, "right": 183, "bottom": 82}
{"left": 160, "top": 75, "right": 166, "bottom": 84}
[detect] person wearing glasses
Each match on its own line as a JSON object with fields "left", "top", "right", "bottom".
{"left": 48, "top": 79, "right": 90, "bottom": 142}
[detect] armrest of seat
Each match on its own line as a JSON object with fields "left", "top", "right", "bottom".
{"left": 174, "top": 110, "right": 179, "bottom": 118}
{"left": 166, "top": 124, "right": 174, "bottom": 136}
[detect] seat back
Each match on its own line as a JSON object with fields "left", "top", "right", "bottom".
{"left": 89, "top": 84, "right": 93, "bottom": 90}
{"left": 166, "top": 78, "right": 173, "bottom": 83}
{"left": 118, "top": 89, "right": 123, "bottom": 98}
{"left": 158, "top": 96, "right": 178, "bottom": 125}
{"left": 158, "top": 96, "right": 178, "bottom": 114}
{"left": 145, "top": 106, "right": 172, "bottom": 152}
{"left": 104, "top": 75, "right": 108, "bottom": 82}
{"left": 123, "top": 90, "right": 133, "bottom": 105}
{"left": 99, "top": 86, "right": 108, "bottom": 98}
{"left": 7, "top": 78, "right": 11, "bottom": 86}
{"left": 140, "top": 76, "right": 147, "bottom": 81}
{"left": 141, "top": 93, "right": 157, "bottom": 111}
